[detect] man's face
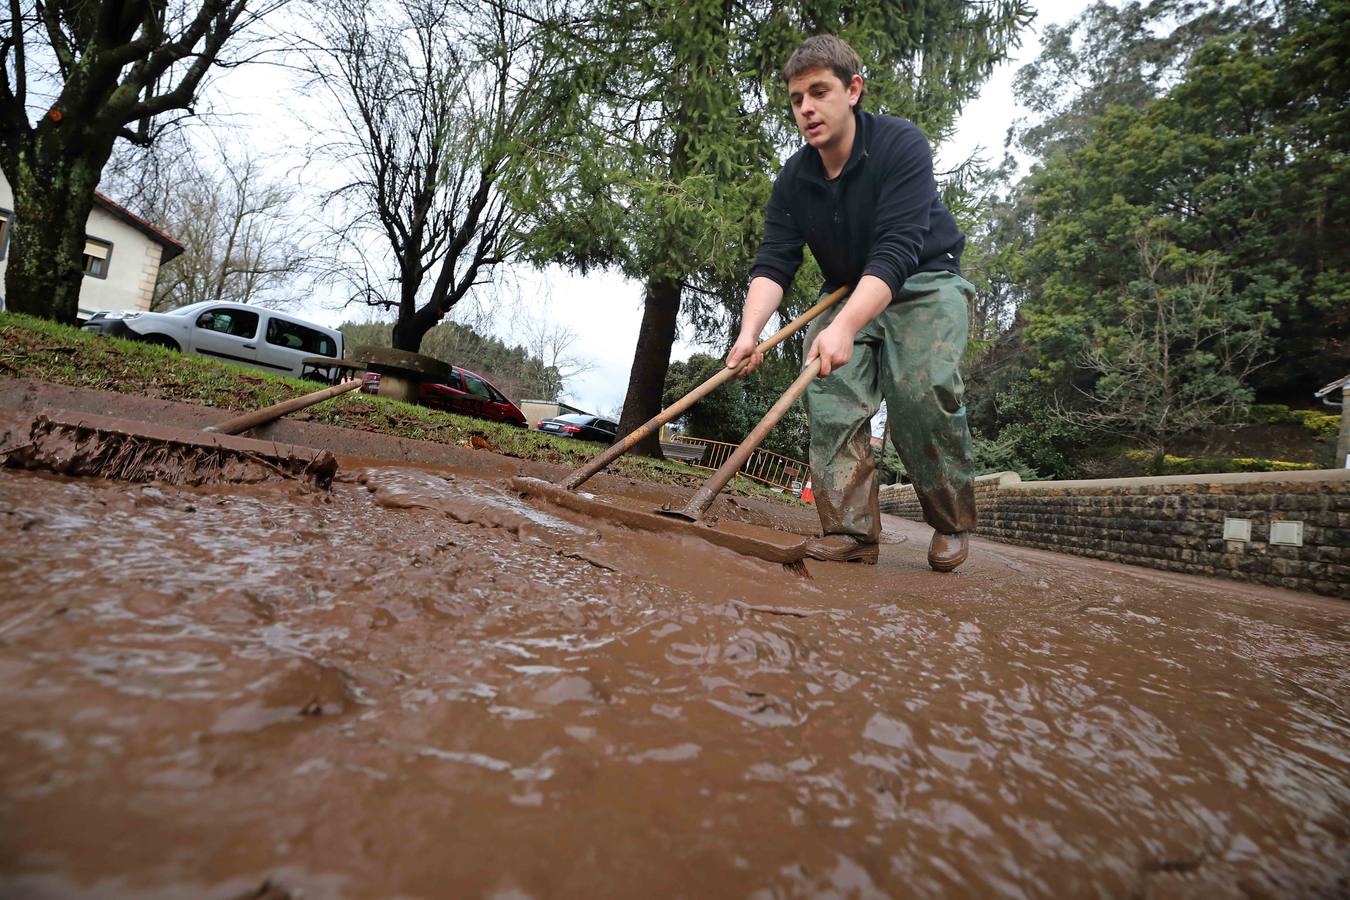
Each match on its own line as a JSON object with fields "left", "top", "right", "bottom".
{"left": 787, "top": 67, "right": 862, "bottom": 152}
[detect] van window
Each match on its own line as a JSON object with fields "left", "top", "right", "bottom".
{"left": 463, "top": 374, "right": 493, "bottom": 399}
{"left": 266, "top": 318, "right": 336, "bottom": 357}
{"left": 196, "top": 308, "right": 259, "bottom": 338}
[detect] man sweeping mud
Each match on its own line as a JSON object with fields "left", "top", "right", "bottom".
{"left": 728, "top": 35, "right": 976, "bottom": 572}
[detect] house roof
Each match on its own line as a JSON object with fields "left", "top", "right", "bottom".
{"left": 92, "top": 192, "right": 185, "bottom": 263}
{"left": 1315, "top": 374, "right": 1350, "bottom": 398}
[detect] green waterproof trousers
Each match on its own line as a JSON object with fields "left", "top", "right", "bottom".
{"left": 802, "top": 270, "right": 977, "bottom": 541}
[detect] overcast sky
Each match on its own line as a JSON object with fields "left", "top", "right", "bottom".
{"left": 204, "top": 0, "right": 1093, "bottom": 417}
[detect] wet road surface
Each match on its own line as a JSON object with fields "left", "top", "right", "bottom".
{"left": 1, "top": 463, "right": 1347, "bottom": 899}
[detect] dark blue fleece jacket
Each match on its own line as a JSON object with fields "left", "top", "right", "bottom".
{"left": 750, "top": 110, "right": 964, "bottom": 297}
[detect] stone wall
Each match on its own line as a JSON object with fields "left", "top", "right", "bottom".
{"left": 879, "top": 470, "right": 1350, "bottom": 599}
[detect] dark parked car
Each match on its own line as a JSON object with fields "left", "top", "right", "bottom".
{"left": 535, "top": 413, "right": 619, "bottom": 444}
{"left": 360, "top": 367, "right": 527, "bottom": 427}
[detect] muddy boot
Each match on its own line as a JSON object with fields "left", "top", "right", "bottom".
{"left": 927, "top": 532, "right": 968, "bottom": 572}
{"left": 805, "top": 534, "right": 879, "bottom": 564}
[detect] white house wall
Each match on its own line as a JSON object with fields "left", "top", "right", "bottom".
{"left": 86, "top": 211, "right": 164, "bottom": 313}
{"left": 0, "top": 176, "right": 163, "bottom": 314}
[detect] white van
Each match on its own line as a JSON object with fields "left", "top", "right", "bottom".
{"left": 82, "top": 301, "right": 344, "bottom": 378}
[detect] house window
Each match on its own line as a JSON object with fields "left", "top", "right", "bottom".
{"left": 83, "top": 238, "right": 112, "bottom": 279}
{"left": 0, "top": 208, "right": 11, "bottom": 261}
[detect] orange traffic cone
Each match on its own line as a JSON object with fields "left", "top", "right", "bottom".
{"left": 800, "top": 479, "right": 814, "bottom": 505}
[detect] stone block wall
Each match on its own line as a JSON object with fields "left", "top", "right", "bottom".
{"left": 882, "top": 474, "right": 1007, "bottom": 523}
{"left": 136, "top": 242, "right": 163, "bottom": 310}
{"left": 879, "top": 470, "right": 1350, "bottom": 599}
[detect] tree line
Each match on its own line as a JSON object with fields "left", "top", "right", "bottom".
{"left": 340, "top": 311, "right": 593, "bottom": 406}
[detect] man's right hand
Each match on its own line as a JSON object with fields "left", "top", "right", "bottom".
{"left": 728, "top": 276, "right": 786, "bottom": 378}
{"left": 726, "top": 335, "right": 763, "bottom": 378}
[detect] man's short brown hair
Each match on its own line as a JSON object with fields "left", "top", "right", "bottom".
{"left": 783, "top": 35, "right": 864, "bottom": 104}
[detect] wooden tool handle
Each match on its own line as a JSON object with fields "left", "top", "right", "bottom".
{"left": 560, "top": 286, "right": 848, "bottom": 491}
{"left": 204, "top": 378, "right": 364, "bottom": 436}
{"left": 673, "top": 357, "right": 821, "bottom": 520}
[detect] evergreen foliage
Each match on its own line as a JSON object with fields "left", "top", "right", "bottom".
{"left": 963, "top": 0, "right": 1347, "bottom": 478}
{"left": 661, "top": 351, "right": 810, "bottom": 461}
{"left": 1011, "top": 0, "right": 1271, "bottom": 159}
{"left": 1044, "top": 232, "right": 1271, "bottom": 472}
{"left": 1119, "top": 450, "right": 1316, "bottom": 475}
{"left": 1251, "top": 404, "right": 1341, "bottom": 443}
{"left": 1021, "top": 0, "right": 1348, "bottom": 401}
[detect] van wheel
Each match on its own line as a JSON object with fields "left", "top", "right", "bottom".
{"left": 140, "top": 334, "right": 180, "bottom": 351}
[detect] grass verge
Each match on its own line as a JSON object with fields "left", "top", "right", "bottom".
{"left": 0, "top": 312, "right": 803, "bottom": 504}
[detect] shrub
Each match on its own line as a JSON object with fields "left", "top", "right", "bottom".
{"left": 1251, "top": 404, "right": 1340, "bottom": 442}
{"left": 1120, "top": 449, "right": 1316, "bottom": 475}
{"left": 972, "top": 430, "right": 1044, "bottom": 480}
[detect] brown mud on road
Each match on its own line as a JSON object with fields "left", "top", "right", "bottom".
{"left": 1, "top": 460, "right": 1348, "bottom": 899}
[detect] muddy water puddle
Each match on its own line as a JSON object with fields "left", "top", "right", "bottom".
{"left": 0, "top": 465, "right": 1347, "bottom": 899}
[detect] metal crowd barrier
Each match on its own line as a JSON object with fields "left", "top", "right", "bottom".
{"left": 668, "top": 435, "right": 809, "bottom": 496}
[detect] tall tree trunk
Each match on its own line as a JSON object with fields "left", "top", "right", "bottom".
{"left": 391, "top": 314, "right": 430, "bottom": 352}
{"left": 617, "top": 275, "right": 681, "bottom": 457}
{"left": 391, "top": 283, "right": 467, "bottom": 353}
{"left": 392, "top": 310, "right": 446, "bottom": 353}
{"left": 615, "top": 95, "right": 692, "bottom": 458}
{"left": 391, "top": 261, "right": 427, "bottom": 351}
{"left": 2, "top": 132, "right": 111, "bottom": 325}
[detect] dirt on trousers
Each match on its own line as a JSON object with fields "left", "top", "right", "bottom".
{"left": 0, "top": 460, "right": 1347, "bottom": 900}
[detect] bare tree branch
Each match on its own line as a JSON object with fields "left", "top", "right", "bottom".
{"left": 299, "top": 0, "right": 571, "bottom": 351}
{"left": 102, "top": 130, "right": 310, "bottom": 311}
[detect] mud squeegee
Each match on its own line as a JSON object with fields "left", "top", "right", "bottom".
{"left": 1, "top": 379, "right": 363, "bottom": 487}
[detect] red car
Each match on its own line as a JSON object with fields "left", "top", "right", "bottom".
{"left": 360, "top": 367, "right": 528, "bottom": 427}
